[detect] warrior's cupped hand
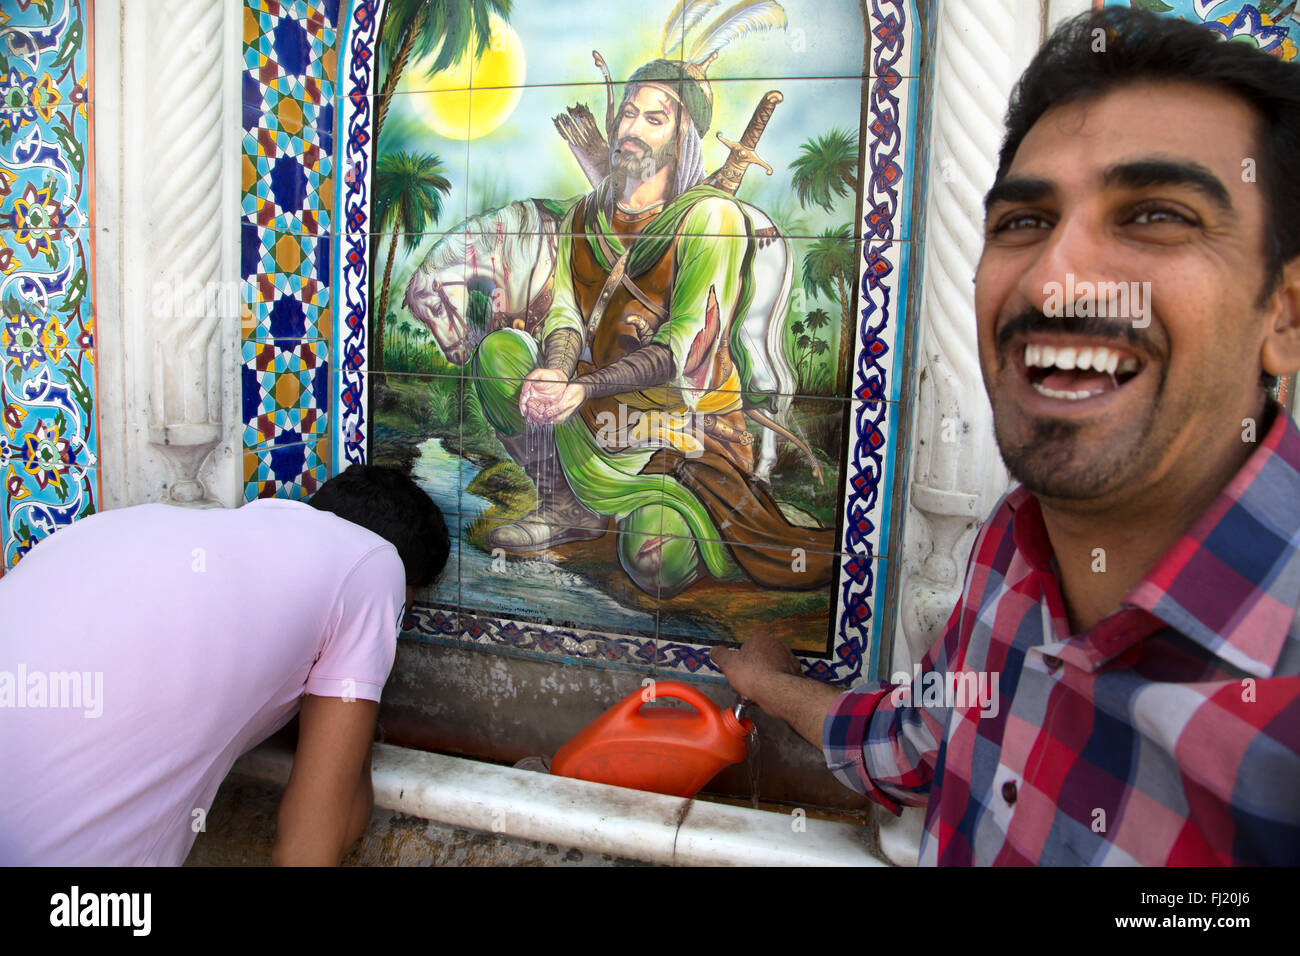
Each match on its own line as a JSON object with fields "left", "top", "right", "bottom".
{"left": 520, "top": 368, "right": 586, "bottom": 425}
{"left": 520, "top": 368, "right": 567, "bottom": 422}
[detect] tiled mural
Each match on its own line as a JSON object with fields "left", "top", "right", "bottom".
{"left": 0, "top": 0, "right": 96, "bottom": 572}
{"left": 1107, "top": 0, "right": 1299, "bottom": 57}
{"left": 240, "top": 0, "right": 340, "bottom": 500}
{"left": 333, "top": 0, "right": 922, "bottom": 684}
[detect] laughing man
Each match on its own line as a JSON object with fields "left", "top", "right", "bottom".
{"left": 713, "top": 8, "right": 1300, "bottom": 865}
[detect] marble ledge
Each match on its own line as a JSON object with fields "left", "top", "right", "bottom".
{"left": 233, "top": 740, "right": 886, "bottom": 867}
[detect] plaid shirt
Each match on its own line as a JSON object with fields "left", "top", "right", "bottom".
{"left": 824, "top": 403, "right": 1300, "bottom": 865}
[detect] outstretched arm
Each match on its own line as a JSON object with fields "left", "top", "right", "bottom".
{"left": 710, "top": 635, "right": 842, "bottom": 749}
{"left": 272, "top": 694, "right": 379, "bottom": 866}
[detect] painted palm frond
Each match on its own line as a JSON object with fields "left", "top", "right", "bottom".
{"left": 801, "top": 225, "right": 854, "bottom": 301}
{"left": 421, "top": 0, "right": 514, "bottom": 79}
{"left": 380, "top": 0, "right": 514, "bottom": 84}
{"left": 373, "top": 150, "right": 452, "bottom": 376}
{"left": 375, "top": 0, "right": 513, "bottom": 145}
{"left": 662, "top": 0, "right": 724, "bottom": 57}
{"left": 374, "top": 151, "right": 452, "bottom": 251}
{"left": 789, "top": 127, "right": 859, "bottom": 213}
{"left": 804, "top": 307, "right": 833, "bottom": 333}
{"left": 686, "top": 0, "right": 787, "bottom": 63}
{"left": 801, "top": 225, "right": 856, "bottom": 393}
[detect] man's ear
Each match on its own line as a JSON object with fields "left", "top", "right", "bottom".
{"left": 1261, "top": 258, "right": 1300, "bottom": 377}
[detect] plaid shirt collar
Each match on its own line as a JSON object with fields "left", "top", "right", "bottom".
{"left": 1005, "top": 401, "right": 1300, "bottom": 679}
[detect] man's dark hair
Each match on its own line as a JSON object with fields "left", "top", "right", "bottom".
{"left": 997, "top": 6, "right": 1300, "bottom": 310}
{"left": 309, "top": 464, "right": 449, "bottom": 588}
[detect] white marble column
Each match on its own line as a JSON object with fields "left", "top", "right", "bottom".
{"left": 95, "top": 0, "right": 243, "bottom": 509}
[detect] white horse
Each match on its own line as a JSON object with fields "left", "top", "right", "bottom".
{"left": 402, "top": 198, "right": 799, "bottom": 483}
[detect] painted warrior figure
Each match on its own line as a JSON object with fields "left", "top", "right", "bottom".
{"left": 470, "top": 58, "right": 836, "bottom": 598}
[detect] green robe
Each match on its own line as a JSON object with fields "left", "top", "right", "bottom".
{"left": 533, "top": 184, "right": 764, "bottom": 581}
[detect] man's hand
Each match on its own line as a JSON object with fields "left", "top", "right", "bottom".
{"left": 530, "top": 382, "right": 587, "bottom": 425}
{"left": 272, "top": 694, "right": 378, "bottom": 866}
{"left": 711, "top": 635, "right": 844, "bottom": 750}
{"left": 521, "top": 366, "right": 587, "bottom": 426}
{"left": 520, "top": 368, "right": 569, "bottom": 423}
{"left": 710, "top": 633, "right": 802, "bottom": 700}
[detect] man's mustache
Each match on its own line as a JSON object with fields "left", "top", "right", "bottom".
{"left": 615, "top": 137, "right": 652, "bottom": 155}
{"left": 995, "top": 308, "right": 1155, "bottom": 354}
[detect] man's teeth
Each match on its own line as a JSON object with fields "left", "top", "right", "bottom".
{"left": 1032, "top": 384, "right": 1105, "bottom": 400}
{"left": 1023, "top": 344, "right": 1139, "bottom": 375}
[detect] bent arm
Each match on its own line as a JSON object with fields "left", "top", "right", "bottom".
{"left": 273, "top": 694, "right": 379, "bottom": 866}
{"left": 574, "top": 343, "right": 673, "bottom": 398}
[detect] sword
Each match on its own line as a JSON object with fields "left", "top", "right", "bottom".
{"left": 706, "top": 91, "right": 784, "bottom": 196}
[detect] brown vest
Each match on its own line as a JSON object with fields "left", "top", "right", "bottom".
{"left": 567, "top": 195, "right": 752, "bottom": 473}
{"left": 568, "top": 195, "right": 677, "bottom": 367}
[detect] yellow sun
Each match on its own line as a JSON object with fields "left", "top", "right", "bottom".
{"left": 403, "top": 13, "right": 526, "bottom": 141}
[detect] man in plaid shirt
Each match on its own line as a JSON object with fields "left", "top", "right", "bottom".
{"left": 713, "top": 8, "right": 1300, "bottom": 865}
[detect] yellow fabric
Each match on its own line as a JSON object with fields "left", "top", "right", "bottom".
{"left": 613, "top": 367, "right": 743, "bottom": 455}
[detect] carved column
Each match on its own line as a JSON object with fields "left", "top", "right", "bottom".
{"left": 879, "top": 0, "right": 1047, "bottom": 867}
{"left": 97, "top": 0, "right": 242, "bottom": 509}
{"left": 144, "top": 0, "right": 227, "bottom": 505}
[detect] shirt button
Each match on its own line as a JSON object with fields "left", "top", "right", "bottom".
{"left": 1043, "top": 655, "right": 1062, "bottom": 672}
{"left": 1002, "top": 781, "right": 1018, "bottom": 805}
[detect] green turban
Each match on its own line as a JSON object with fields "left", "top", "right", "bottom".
{"left": 626, "top": 59, "right": 713, "bottom": 135}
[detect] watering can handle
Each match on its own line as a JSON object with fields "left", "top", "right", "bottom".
{"left": 623, "top": 681, "right": 727, "bottom": 734}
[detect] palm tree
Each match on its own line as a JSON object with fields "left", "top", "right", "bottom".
{"left": 803, "top": 226, "right": 856, "bottom": 392}
{"left": 375, "top": 0, "right": 514, "bottom": 145}
{"left": 803, "top": 306, "right": 833, "bottom": 376}
{"left": 374, "top": 151, "right": 452, "bottom": 376}
{"left": 789, "top": 128, "right": 859, "bottom": 214}
{"left": 788, "top": 317, "right": 805, "bottom": 363}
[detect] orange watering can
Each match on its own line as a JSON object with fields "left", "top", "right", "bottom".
{"left": 551, "top": 681, "right": 754, "bottom": 798}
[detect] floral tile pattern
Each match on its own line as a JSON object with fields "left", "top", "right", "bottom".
{"left": 0, "top": 0, "right": 95, "bottom": 572}
{"left": 1106, "top": 1, "right": 1300, "bottom": 60}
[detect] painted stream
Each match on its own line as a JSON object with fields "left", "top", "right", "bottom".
{"left": 408, "top": 435, "right": 666, "bottom": 636}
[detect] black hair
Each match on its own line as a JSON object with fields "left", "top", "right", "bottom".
{"left": 309, "top": 464, "right": 449, "bottom": 588}
{"left": 995, "top": 7, "right": 1300, "bottom": 390}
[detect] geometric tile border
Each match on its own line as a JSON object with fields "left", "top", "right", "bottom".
{"left": 240, "top": 0, "right": 338, "bottom": 500}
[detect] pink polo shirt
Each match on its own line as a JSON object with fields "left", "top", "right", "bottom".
{"left": 0, "top": 499, "right": 406, "bottom": 865}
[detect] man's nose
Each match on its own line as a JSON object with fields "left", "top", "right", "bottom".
{"left": 622, "top": 116, "right": 650, "bottom": 144}
{"left": 1017, "top": 212, "right": 1107, "bottom": 316}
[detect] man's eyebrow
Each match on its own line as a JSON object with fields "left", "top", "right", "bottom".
{"left": 983, "top": 176, "right": 1054, "bottom": 214}
{"left": 1102, "top": 159, "right": 1234, "bottom": 212}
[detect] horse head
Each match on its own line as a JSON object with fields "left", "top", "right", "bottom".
{"left": 404, "top": 257, "right": 472, "bottom": 366}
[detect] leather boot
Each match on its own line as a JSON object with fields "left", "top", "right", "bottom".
{"left": 487, "top": 429, "right": 607, "bottom": 552}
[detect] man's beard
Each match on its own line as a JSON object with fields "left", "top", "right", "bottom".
{"left": 989, "top": 306, "right": 1169, "bottom": 501}
{"left": 993, "top": 415, "right": 1128, "bottom": 499}
{"left": 611, "top": 136, "right": 677, "bottom": 196}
